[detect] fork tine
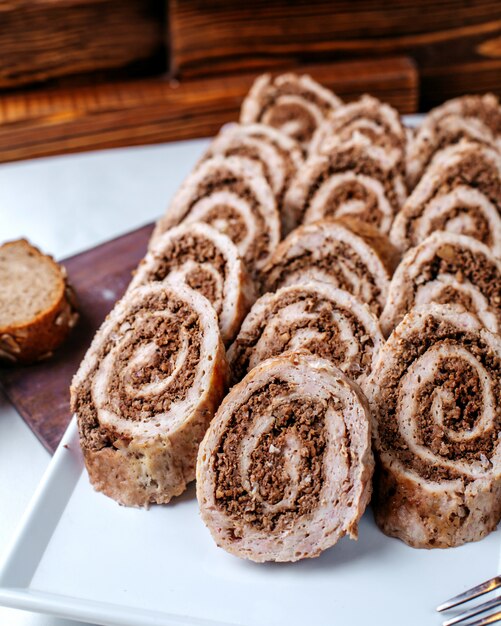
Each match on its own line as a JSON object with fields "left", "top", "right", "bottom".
{"left": 464, "top": 610, "right": 501, "bottom": 626}
{"left": 437, "top": 577, "right": 501, "bottom": 612}
{"left": 443, "top": 597, "right": 501, "bottom": 626}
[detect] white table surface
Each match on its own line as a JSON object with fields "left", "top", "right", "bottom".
{"left": 0, "top": 138, "right": 211, "bottom": 626}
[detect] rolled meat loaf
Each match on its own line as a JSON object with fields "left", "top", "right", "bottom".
{"left": 283, "top": 135, "right": 407, "bottom": 235}
{"left": 367, "top": 304, "right": 501, "bottom": 548}
{"left": 228, "top": 280, "right": 384, "bottom": 386}
{"left": 262, "top": 217, "right": 400, "bottom": 316}
{"left": 71, "top": 278, "right": 228, "bottom": 507}
{"left": 152, "top": 155, "right": 280, "bottom": 277}
{"left": 129, "top": 222, "right": 255, "bottom": 344}
{"left": 202, "top": 123, "right": 303, "bottom": 217}
{"left": 391, "top": 141, "right": 501, "bottom": 256}
{"left": 197, "top": 352, "right": 374, "bottom": 562}
{"left": 406, "top": 93, "right": 501, "bottom": 188}
{"left": 310, "top": 95, "right": 407, "bottom": 171}
{"left": 240, "top": 72, "right": 342, "bottom": 151}
{"left": 380, "top": 231, "right": 501, "bottom": 337}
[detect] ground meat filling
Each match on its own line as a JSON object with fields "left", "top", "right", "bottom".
{"left": 214, "top": 380, "right": 327, "bottom": 533}
{"left": 417, "top": 127, "right": 495, "bottom": 176}
{"left": 147, "top": 234, "right": 227, "bottom": 311}
{"left": 252, "top": 132, "right": 297, "bottom": 170}
{"left": 187, "top": 171, "right": 271, "bottom": 266}
{"left": 456, "top": 100, "right": 501, "bottom": 133}
{"left": 410, "top": 246, "right": 501, "bottom": 316}
{"left": 221, "top": 141, "right": 296, "bottom": 201}
{"left": 260, "top": 83, "right": 333, "bottom": 116}
{"left": 105, "top": 307, "right": 201, "bottom": 422}
{"left": 184, "top": 268, "right": 220, "bottom": 312}
{"left": 77, "top": 296, "right": 201, "bottom": 450}
{"left": 221, "top": 145, "right": 273, "bottom": 191}
{"left": 433, "top": 154, "right": 500, "bottom": 208}
{"left": 431, "top": 285, "right": 477, "bottom": 312}
{"left": 376, "top": 321, "right": 500, "bottom": 482}
{"left": 264, "top": 103, "right": 318, "bottom": 145}
{"left": 407, "top": 205, "right": 493, "bottom": 247}
{"left": 266, "top": 241, "right": 382, "bottom": 314}
{"left": 331, "top": 113, "right": 403, "bottom": 151}
{"left": 321, "top": 180, "right": 382, "bottom": 226}
{"left": 301, "top": 150, "right": 400, "bottom": 222}
{"left": 231, "top": 291, "right": 374, "bottom": 381}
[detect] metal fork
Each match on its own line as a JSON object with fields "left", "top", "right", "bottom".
{"left": 437, "top": 576, "right": 501, "bottom": 626}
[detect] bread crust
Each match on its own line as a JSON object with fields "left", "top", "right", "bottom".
{"left": 0, "top": 239, "right": 78, "bottom": 364}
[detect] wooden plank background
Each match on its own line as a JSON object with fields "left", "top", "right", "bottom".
{"left": 1, "top": 0, "right": 499, "bottom": 164}
{"left": 0, "top": 57, "right": 417, "bottom": 164}
{"left": 170, "top": 0, "right": 501, "bottom": 109}
{"left": 0, "top": 0, "right": 166, "bottom": 89}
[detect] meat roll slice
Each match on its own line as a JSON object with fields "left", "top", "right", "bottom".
{"left": 406, "top": 94, "right": 501, "bottom": 188}
{"left": 310, "top": 95, "right": 407, "bottom": 170}
{"left": 240, "top": 73, "right": 342, "bottom": 151}
{"left": 367, "top": 304, "right": 501, "bottom": 548}
{"left": 152, "top": 155, "right": 280, "bottom": 277}
{"left": 71, "top": 279, "right": 228, "bottom": 507}
{"left": 228, "top": 280, "right": 384, "bottom": 386}
{"left": 262, "top": 218, "right": 400, "bottom": 316}
{"left": 391, "top": 141, "right": 501, "bottom": 255}
{"left": 197, "top": 352, "right": 373, "bottom": 562}
{"left": 130, "top": 222, "right": 255, "bottom": 344}
{"left": 202, "top": 123, "right": 303, "bottom": 213}
{"left": 284, "top": 136, "right": 407, "bottom": 235}
{"left": 381, "top": 231, "right": 501, "bottom": 337}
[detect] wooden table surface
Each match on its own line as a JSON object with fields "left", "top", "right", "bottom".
{"left": 0, "top": 224, "right": 154, "bottom": 453}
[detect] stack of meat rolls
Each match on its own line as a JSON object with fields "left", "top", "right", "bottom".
{"left": 283, "top": 96, "right": 408, "bottom": 235}
{"left": 240, "top": 72, "right": 342, "bottom": 151}
{"left": 200, "top": 80, "right": 408, "bottom": 561}
{"left": 374, "top": 94, "right": 501, "bottom": 548}
{"left": 71, "top": 71, "right": 501, "bottom": 560}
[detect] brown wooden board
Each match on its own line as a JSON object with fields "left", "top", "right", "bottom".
{"left": 169, "top": 0, "right": 501, "bottom": 109}
{"left": 0, "top": 56, "right": 417, "bottom": 164}
{"left": 0, "top": 0, "right": 166, "bottom": 90}
{"left": 0, "top": 223, "right": 154, "bottom": 454}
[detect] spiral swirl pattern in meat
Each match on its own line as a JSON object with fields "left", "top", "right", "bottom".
{"left": 240, "top": 73, "right": 342, "bottom": 151}
{"left": 262, "top": 218, "right": 400, "bottom": 316}
{"left": 367, "top": 304, "right": 501, "bottom": 548}
{"left": 202, "top": 123, "right": 303, "bottom": 214}
{"left": 310, "top": 95, "right": 407, "bottom": 170}
{"left": 152, "top": 155, "right": 280, "bottom": 276}
{"left": 71, "top": 279, "right": 228, "bottom": 506}
{"left": 284, "top": 136, "right": 407, "bottom": 235}
{"left": 406, "top": 94, "right": 501, "bottom": 188}
{"left": 197, "top": 352, "right": 373, "bottom": 562}
{"left": 130, "top": 222, "right": 255, "bottom": 344}
{"left": 381, "top": 231, "right": 501, "bottom": 336}
{"left": 228, "top": 280, "right": 384, "bottom": 385}
{"left": 392, "top": 141, "right": 501, "bottom": 256}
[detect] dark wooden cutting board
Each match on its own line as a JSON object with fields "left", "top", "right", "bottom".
{"left": 0, "top": 223, "right": 154, "bottom": 454}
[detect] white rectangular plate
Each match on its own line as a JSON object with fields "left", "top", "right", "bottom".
{"left": 0, "top": 416, "right": 499, "bottom": 626}
{"left": 1, "top": 118, "right": 499, "bottom": 626}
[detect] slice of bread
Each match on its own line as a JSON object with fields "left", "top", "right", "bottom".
{"left": 0, "top": 239, "right": 78, "bottom": 364}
